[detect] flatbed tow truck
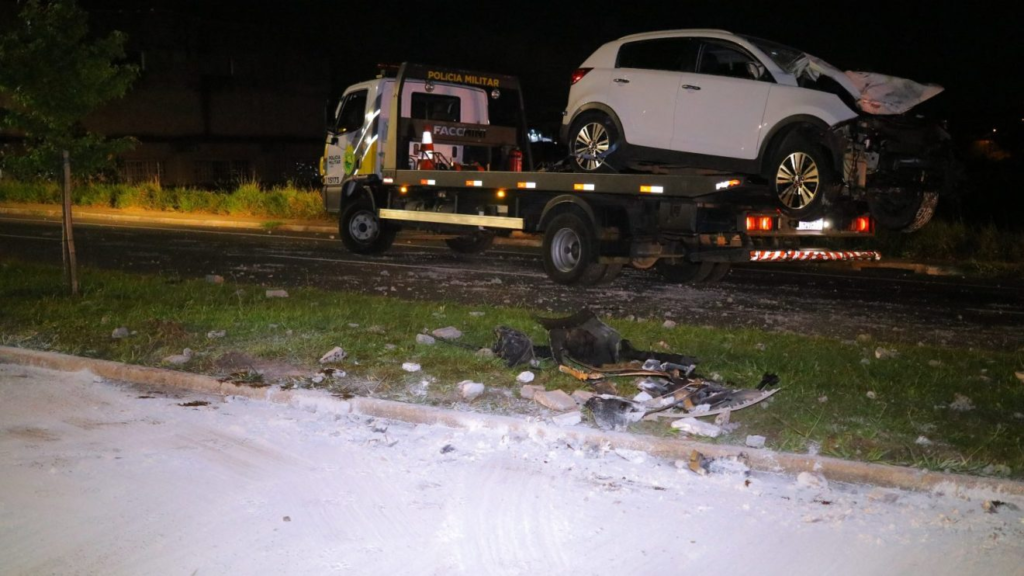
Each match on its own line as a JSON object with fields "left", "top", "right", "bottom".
{"left": 321, "top": 63, "right": 880, "bottom": 285}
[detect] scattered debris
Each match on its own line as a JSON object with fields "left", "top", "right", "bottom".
{"left": 519, "top": 384, "right": 543, "bottom": 399}
{"left": 671, "top": 418, "right": 723, "bottom": 438}
{"left": 928, "top": 360, "right": 943, "bottom": 367}
{"left": 982, "top": 500, "right": 1020, "bottom": 514}
{"left": 265, "top": 289, "right": 288, "bottom": 298}
{"left": 492, "top": 326, "right": 534, "bottom": 367}
{"left": 347, "top": 323, "right": 359, "bottom": 328}
{"left": 551, "top": 410, "right": 582, "bottom": 427}
{"left": 475, "top": 348, "right": 495, "bottom": 358}
{"left": 516, "top": 371, "right": 535, "bottom": 384}
{"left": 440, "top": 444, "right": 455, "bottom": 454}
{"left": 319, "top": 347, "right": 347, "bottom": 364}
{"left": 632, "top": 391, "right": 653, "bottom": 403}
{"left": 662, "top": 320, "right": 676, "bottom": 329}
{"left": 415, "top": 334, "right": 436, "bottom": 345}
{"left": 162, "top": 348, "right": 193, "bottom": 365}
{"left": 818, "top": 395, "right": 828, "bottom": 403}
{"left": 981, "top": 464, "right": 1012, "bottom": 478}
{"left": 534, "top": 389, "right": 577, "bottom": 412}
{"left": 283, "top": 516, "right": 291, "bottom": 522}
{"left": 866, "top": 391, "right": 877, "bottom": 399}
{"left": 111, "top": 327, "right": 130, "bottom": 339}
{"left": 571, "top": 389, "right": 595, "bottom": 405}
{"left": 401, "top": 362, "right": 421, "bottom": 373}
{"left": 874, "top": 347, "right": 897, "bottom": 360}
{"left": 384, "top": 343, "right": 397, "bottom": 351}
{"left": 708, "top": 453, "right": 751, "bottom": 475}
{"left": 755, "top": 343, "right": 767, "bottom": 351}
{"left": 796, "top": 472, "right": 829, "bottom": 491}
{"left": 688, "top": 450, "right": 711, "bottom": 476}
{"left": 311, "top": 374, "right": 325, "bottom": 384}
{"left": 179, "top": 400, "right": 209, "bottom": 407}
{"left": 458, "top": 381, "right": 485, "bottom": 401}
{"left": 205, "top": 274, "right": 224, "bottom": 284}
{"left": 714, "top": 410, "right": 731, "bottom": 427}
{"left": 745, "top": 435, "right": 766, "bottom": 449}
{"left": 1015, "top": 371, "right": 1024, "bottom": 383}
{"left": 207, "top": 330, "right": 226, "bottom": 339}
{"left": 949, "top": 393, "right": 974, "bottom": 412}
{"left": 431, "top": 326, "right": 462, "bottom": 340}
{"left": 915, "top": 436, "right": 932, "bottom": 446}
{"left": 856, "top": 334, "right": 873, "bottom": 344}
{"left": 584, "top": 395, "right": 646, "bottom": 431}
{"left": 469, "top": 311, "right": 485, "bottom": 317}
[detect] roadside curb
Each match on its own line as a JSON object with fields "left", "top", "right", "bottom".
{"left": 3, "top": 345, "right": 1022, "bottom": 497}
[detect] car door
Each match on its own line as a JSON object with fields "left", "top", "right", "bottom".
{"left": 671, "top": 39, "right": 771, "bottom": 160}
{"left": 605, "top": 37, "right": 700, "bottom": 150}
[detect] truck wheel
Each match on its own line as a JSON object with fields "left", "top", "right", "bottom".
{"left": 445, "top": 232, "right": 495, "bottom": 254}
{"left": 868, "top": 188, "right": 938, "bottom": 233}
{"left": 569, "top": 113, "right": 619, "bottom": 173}
{"left": 770, "top": 135, "right": 838, "bottom": 220}
{"left": 543, "top": 212, "right": 603, "bottom": 284}
{"left": 656, "top": 258, "right": 714, "bottom": 283}
{"left": 579, "top": 263, "right": 622, "bottom": 286}
{"left": 704, "top": 262, "right": 732, "bottom": 283}
{"left": 339, "top": 199, "right": 396, "bottom": 254}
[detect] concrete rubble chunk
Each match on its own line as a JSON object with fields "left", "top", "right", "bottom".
{"left": 162, "top": 348, "right": 193, "bottom": 365}
{"left": 516, "top": 371, "right": 535, "bottom": 384}
{"left": 475, "top": 348, "right": 494, "bottom": 358}
{"left": 266, "top": 289, "right": 289, "bottom": 298}
{"left": 533, "top": 389, "right": 576, "bottom": 411}
{"left": 874, "top": 347, "right": 897, "bottom": 360}
{"left": 714, "top": 409, "right": 731, "bottom": 427}
{"left": 949, "top": 393, "right": 974, "bottom": 412}
{"left": 401, "top": 362, "right": 421, "bottom": 373}
{"left": 319, "top": 347, "right": 346, "bottom": 364}
{"left": 671, "top": 417, "right": 722, "bottom": 438}
{"left": 519, "top": 384, "right": 543, "bottom": 400}
{"left": 111, "top": 327, "right": 130, "bottom": 339}
{"left": 458, "top": 381, "right": 485, "bottom": 401}
{"left": 662, "top": 320, "right": 676, "bottom": 329}
{"left": 205, "top": 274, "right": 224, "bottom": 284}
{"left": 415, "top": 334, "right": 436, "bottom": 345}
{"left": 633, "top": 391, "right": 653, "bottom": 403}
{"left": 207, "top": 330, "right": 226, "bottom": 339}
{"left": 796, "top": 471, "right": 829, "bottom": 491}
{"left": 431, "top": 326, "right": 462, "bottom": 340}
{"left": 551, "top": 410, "right": 582, "bottom": 427}
{"left": 571, "top": 389, "right": 595, "bottom": 405}
{"left": 745, "top": 435, "right": 766, "bottom": 449}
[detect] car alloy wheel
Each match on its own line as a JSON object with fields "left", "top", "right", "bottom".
{"left": 573, "top": 121, "right": 611, "bottom": 171}
{"left": 775, "top": 152, "right": 820, "bottom": 211}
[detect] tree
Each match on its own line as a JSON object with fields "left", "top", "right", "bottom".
{"left": 0, "top": 0, "right": 138, "bottom": 180}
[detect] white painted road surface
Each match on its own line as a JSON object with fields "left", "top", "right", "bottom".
{"left": 1, "top": 363, "right": 1022, "bottom": 575}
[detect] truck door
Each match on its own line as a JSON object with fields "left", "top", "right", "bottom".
{"left": 324, "top": 88, "right": 370, "bottom": 191}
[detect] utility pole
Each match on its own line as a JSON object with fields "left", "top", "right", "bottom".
{"left": 61, "top": 150, "right": 78, "bottom": 296}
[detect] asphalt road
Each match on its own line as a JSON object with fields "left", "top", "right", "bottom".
{"left": 1, "top": 216, "right": 1021, "bottom": 351}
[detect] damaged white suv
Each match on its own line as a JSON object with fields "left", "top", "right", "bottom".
{"left": 562, "top": 29, "right": 952, "bottom": 230}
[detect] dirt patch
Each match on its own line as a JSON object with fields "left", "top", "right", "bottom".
{"left": 214, "top": 351, "right": 306, "bottom": 383}
{"left": 6, "top": 426, "right": 60, "bottom": 442}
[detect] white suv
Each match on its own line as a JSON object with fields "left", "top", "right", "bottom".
{"left": 562, "top": 29, "right": 950, "bottom": 227}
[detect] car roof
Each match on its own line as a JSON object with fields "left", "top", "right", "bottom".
{"left": 615, "top": 29, "right": 737, "bottom": 43}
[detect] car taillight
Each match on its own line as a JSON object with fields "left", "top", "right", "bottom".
{"left": 570, "top": 68, "right": 592, "bottom": 85}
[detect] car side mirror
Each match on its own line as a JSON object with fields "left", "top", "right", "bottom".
{"left": 330, "top": 135, "right": 339, "bottom": 145}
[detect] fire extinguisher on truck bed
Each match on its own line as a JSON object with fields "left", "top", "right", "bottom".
{"left": 508, "top": 148, "right": 522, "bottom": 172}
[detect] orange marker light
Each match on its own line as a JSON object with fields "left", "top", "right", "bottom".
{"left": 496, "top": 189, "right": 506, "bottom": 199}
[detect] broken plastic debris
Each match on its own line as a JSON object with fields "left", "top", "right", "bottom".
{"left": 688, "top": 450, "right": 710, "bottom": 476}
{"left": 458, "top": 381, "right": 485, "bottom": 401}
{"left": 492, "top": 326, "right": 534, "bottom": 368}
{"left": 551, "top": 410, "right": 582, "bottom": 427}
{"left": 516, "top": 371, "right": 535, "bottom": 384}
{"left": 162, "top": 348, "right": 193, "bottom": 365}
{"left": 949, "top": 393, "right": 974, "bottom": 412}
{"left": 401, "top": 362, "right": 421, "bottom": 373}
{"left": 319, "top": 347, "right": 347, "bottom": 364}
{"left": 671, "top": 417, "right": 722, "bottom": 438}
{"left": 265, "top": 289, "right": 288, "bottom": 298}
{"left": 584, "top": 395, "right": 646, "bottom": 431}
{"left": 207, "top": 330, "right": 227, "bottom": 339}
{"left": 796, "top": 472, "right": 829, "bottom": 491}
{"left": 111, "top": 327, "right": 130, "bottom": 339}
{"left": 745, "top": 435, "right": 766, "bottom": 449}
{"left": 533, "top": 389, "right": 576, "bottom": 412}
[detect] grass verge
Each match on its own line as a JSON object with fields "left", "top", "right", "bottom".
{"left": 1, "top": 260, "right": 1022, "bottom": 478}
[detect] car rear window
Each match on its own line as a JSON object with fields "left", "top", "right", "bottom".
{"left": 616, "top": 38, "right": 699, "bottom": 72}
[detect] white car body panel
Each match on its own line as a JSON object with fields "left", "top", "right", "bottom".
{"left": 606, "top": 68, "right": 680, "bottom": 149}
{"left": 672, "top": 72, "right": 770, "bottom": 159}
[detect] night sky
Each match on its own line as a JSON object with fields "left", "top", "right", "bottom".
{"left": 73, "top": 0, "right": 1023, "bottom": 139}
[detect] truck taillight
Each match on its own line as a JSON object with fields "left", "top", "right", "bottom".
{"left": 570, "top": 68, "right": 592, "bottom": 85}
{"left": 746, "top": 216, "right": 774, "bottom": 232}
{"left": 851, "top": 216, "right": 872, "bottom": 233}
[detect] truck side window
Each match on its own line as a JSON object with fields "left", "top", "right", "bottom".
{"left": 336, "top": 90, "right": 368, "bottom": 133}
{"left": 411, "top": 93, "right": 461, "bottom": 122}
{"left": 616, "top": 38, "right": 699, "bottom": 73}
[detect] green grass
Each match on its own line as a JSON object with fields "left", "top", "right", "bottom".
{"left": 0, "top": 179, "right": 329, "bottom": 221}
{"left": 2, "top": 260, "right": 1022, "bottom": 478}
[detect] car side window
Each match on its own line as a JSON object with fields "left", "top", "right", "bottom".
{"left": 698, "top": 40, "right": 767, "bottom": 81}
{"left": 616, "top": 38, "right": 699, "bottom": 73}
{"left": 336, "top": 90, "right": 368, "bottom": 133}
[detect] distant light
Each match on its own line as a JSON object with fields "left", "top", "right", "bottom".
{"left": 992, "top": 128, "right": 998, "bottom": 133}
{"left": 496, "top": 189, "right": 506, "bottom": 199}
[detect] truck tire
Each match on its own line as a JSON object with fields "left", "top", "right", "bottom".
{"left": 339, "top": 199, "right": 396, "bottom": 255}
{"left": 769, "top": 134, "right": 839, "bottom": 220}
{"left": 542, "top": 212, "right": 604, "bottom": 285}
{"left": 656, "top": 258, "right": 714, "bottom": 283}
{"left": 445, "top": 232, "right": 495, "bottom": 254}
{"left": 568, "top": 113, "right": 619, "bottom": 173}
{"left": 704, "top": 262, "right": 732, "bottom": 283}
{"left": 579, "top": 263, "right": 622, "bottom": 286}
{"left": 868, "top": 189, "right": 938, "bottom": 233}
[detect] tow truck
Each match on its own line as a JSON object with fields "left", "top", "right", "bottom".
{"left": 320, "top": 63, "right": 880, "bottom": 285}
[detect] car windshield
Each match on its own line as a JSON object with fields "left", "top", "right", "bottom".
{"left": 741, "top": 35, "right": 810, "bottom": 73}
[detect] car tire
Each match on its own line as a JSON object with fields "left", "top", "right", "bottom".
{"left": 868, "top": 188, "right": 938, "bottom": 233}
{"left": 656, "top": 258, "right": 715, "bottom": 283}
{"left": 339, "top": 198, "right": 396, "bottom": 255}
{"left": 770, "top": 134, "right": 839, "bottom": 220}
{"left": 542, "top": 212, "right": 604, "bottom": 284}
{"left": 568, "top": 113, "right": 619, "bottom": 173}
{"left": 445, "top": 232, "right": 495, "bottom": 254}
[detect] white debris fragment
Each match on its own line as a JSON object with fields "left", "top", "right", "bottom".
{"left": 860, "top": 358, "right": 871, "bottom": 365}
{"left": 755, "top": 343, "right": 767, "bottom": 351}
{"left": 614, "top": 449, "right": 647, "bottom": 464}
{"left": 915, "top": 436, "right": 932, "bottom": 446}
{"left": 928, "top": 360, "right": 943, "bottom": 367}
{"left": 384, "top": 344, "right": 397, "bottom": 351}
{"left": 806, "top": 441, "right": 821, "bottom": 457}
{"left": 516, "top": 371, "right": 535, "bottom": 384}
{"left": 662, "top": 320, "right": 676, "bottom": 329}
{"left": 347, "top": 323, "right": 359, "bottom": 328}
{"left": 714, "top": 410, "right": 731, "bottom": 427}
{"left": 205, "top": 274, "right": 224, "bottom": 284}
{"left": 745, "top": 435, "right": 766, "bottom": 449}
{"left": 331, "top": 370, "right": 347, "bottom": 379}
{"left": 708, "top": 456, "right": 751, "bottom": 475}
{"left": 458, "top": 381, "right": 485, "bottom": 401}
{"left": 817, "top": 395, "right": 829, "bottom": 404}
{"left": 162, "top": 348, "right": 193, "bottom": 365}
{"left": 866, "top": 391, "right": 877, "bottom": 400}
{"left": 551, "top": 411, "right": 582, "bottom": 427}
{"left": 571, "top": 389, "right": 595, "bottom": 405}
{"left": 856, "top": 334, "right": 873, "bottom": 343}
{"left": 311, "top": 374, "right": 325, "bottom": 384}
{"left": 796, "top": 472, "right": 829, "bottom": 491}
{"left": 519, "top": 384, "right": 543, "bottom": 400}
{"left": 475, "top": 348, "right": 495, "bottom": 358}
{"left": 206, "top": 330, "right": 226, "bottom": 339}
{"left": 265, "top": 289, "right": 288, "bottom": 298}
{"left": 468, "top": 311, "right": 485, "bottom": 317}
{"left": 533, "top": 390, "right": 576, "bottom": 412}
{"left": 671, "top": 417, "right": 722, "bottom": 438}
{"left": 111, "top": 327, "right": 130, "bottom": 339}
{"left": 1015, "top": 371, "right": 1024, "bottom": 383}
{"left": 949, "top": 393, "right": 974, "bottom": 412}
{"left": 401, "top": 362, "right": 421, "bottom": 373}
{"left": 415, "top": 334, "right": 436, "bottom": 345}
{"left": 431, "top": 326, "right": 462, "bottom": 340}
{"left": 632, "top": 391, "right": 653, "bottom": 403}
{"left": 874, "top": 347, "right": 898, "bottom": 360}
{"left": 319, "top": 347, "right": 346, "bottom": 364}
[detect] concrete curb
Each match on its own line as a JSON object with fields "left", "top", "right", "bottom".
{"left": 3, "top": 345, "right": 1022, "bottom": 497}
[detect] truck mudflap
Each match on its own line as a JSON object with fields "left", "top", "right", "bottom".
{"left": 749, "top": 249, "right": 881, "bottom": 262}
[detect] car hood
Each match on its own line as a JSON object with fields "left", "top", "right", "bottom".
{"left": 787, "top": 54, "right": 944, "bottom": 116}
